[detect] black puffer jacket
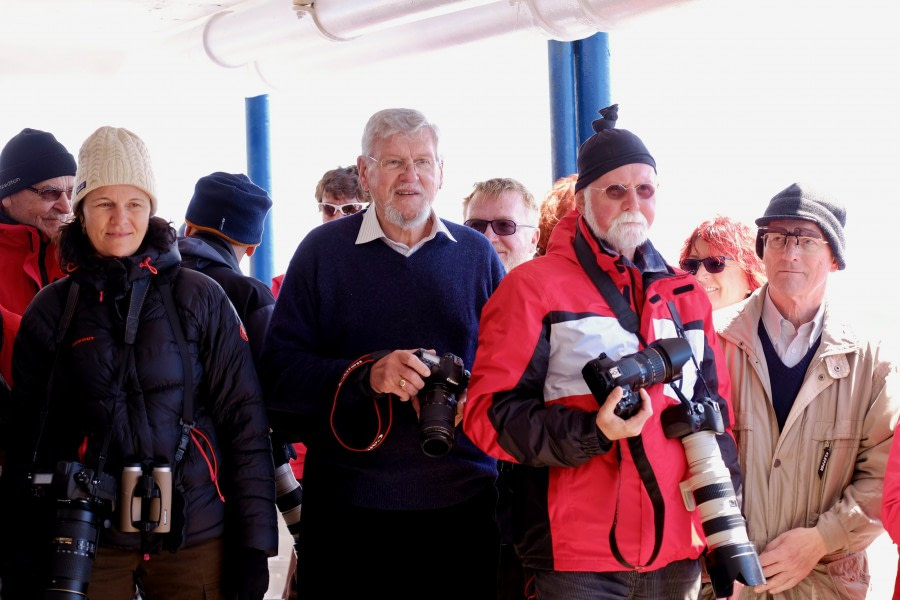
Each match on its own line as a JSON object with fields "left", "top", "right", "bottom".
{"left": 5, "top": 218, "right": 277, "bottom": 557}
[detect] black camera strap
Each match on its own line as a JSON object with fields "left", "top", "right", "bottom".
{"left": 573, "top": 225, "right": 666, "bottom": 570}
{"left": 156, "top": 276, "right": 196, "bottom": 465}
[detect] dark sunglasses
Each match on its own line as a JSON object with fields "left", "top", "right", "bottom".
{"left": 679, "top": 256, "right": 731, "bottom": 275}
{"left": 318, "top": 201, "right": 367, "bottom": 217}
{"left": 27, "top": 186, "right": 73, "bottom": 202}
{"left": 464, "top": 219, "right": 535, "bottom": 236}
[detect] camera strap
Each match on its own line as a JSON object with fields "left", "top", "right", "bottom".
{"left": 573, "top": 226, "right": 666, "bottom": 570}
{"left": 156, "top": 275, "right": 196, "bottom": 465}
{"left": 330, "top": 353, "right": 393, "bottom": 452}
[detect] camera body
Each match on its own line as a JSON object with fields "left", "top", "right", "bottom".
{"left": 30, "top": 460, "right": 117, "bottom": 599}
{"left": 413, "top": 349, "right": 470, "bottom": 458}
{"left": 119, "top": 463, "right": 172, "bottom": 533}
{"left": 582, "top": 338, "right": 692, "bottom": 419}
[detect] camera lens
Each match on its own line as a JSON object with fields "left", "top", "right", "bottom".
{"left": 274, "top": 462, "right": 303, "bottom": 543}
{"left": 419, "top": 387, "right": 457, "bottom": 458}
{"left": 43, "top": 498, "right": 101, "bottom": 599}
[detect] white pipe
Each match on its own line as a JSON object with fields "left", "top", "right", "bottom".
{"left": 171, "top": 0, "right": 699, "bottom": 73}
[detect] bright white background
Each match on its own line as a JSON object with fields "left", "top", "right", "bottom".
{"left": 2, "top": 0, "right": 898, "bottom": 595}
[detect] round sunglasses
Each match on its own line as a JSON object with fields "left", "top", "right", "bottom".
{"left": 679, "top": 256, "right": 732, "bottom": 275}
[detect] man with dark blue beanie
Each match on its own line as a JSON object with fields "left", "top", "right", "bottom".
{"left": 717, "top": 183, "right": 897, "bottom": 599}
{"left": 261, "top": 108, "right": 504, "bottom": 599}
{"left": 180, "top": 171, "right": 275, "bottom": 364}
{"left": 0, "top": 128, "right": 76, "bottom": 318}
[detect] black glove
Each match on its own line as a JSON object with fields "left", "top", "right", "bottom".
{"left": 237, "top": 548, "right": 270, "bottom": 600}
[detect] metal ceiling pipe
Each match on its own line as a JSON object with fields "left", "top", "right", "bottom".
{"left": 176, "top": 0, "right": 698, "bottom": 74}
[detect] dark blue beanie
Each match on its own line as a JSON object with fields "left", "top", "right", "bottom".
{"left": 574, "top": 105, "right": 656, "bottom": 194}
{"left": 0, "top": 128, "right": 76, "bottom": 198}
{"left": 755, "top": 183, "right": 847, "bottom": 270}
{"left": 185, "top": 172, "right": 272, "bottom": 246}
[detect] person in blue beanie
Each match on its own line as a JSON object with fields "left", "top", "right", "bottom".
{"left": 180, "top": 171, "right": 275, "bottom": 364}
{"left": 261, "top": 107, "right": 505, "bottom": 600}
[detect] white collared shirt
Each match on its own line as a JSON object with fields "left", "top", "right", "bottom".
{"left": 761, "top": 290, "right": 825, "bottom": 368}
{"left": 356, "top": 205, "right": 456, "bottom": 256}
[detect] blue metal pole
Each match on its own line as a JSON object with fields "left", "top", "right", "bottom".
{"left": 245, "top": 94, "right": 274, "bottom": 286}
{"left": 573, "top": 32, "right": 611, "bottom": 147}
{"left": 547, "top": 40, "right": 578, "bottom": 182}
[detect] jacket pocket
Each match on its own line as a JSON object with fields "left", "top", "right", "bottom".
{"left": 810, "top": 420, "right": 863, "bottom": 513}
{"left": 823, "top": 551, "right": 870, "bottom": 600}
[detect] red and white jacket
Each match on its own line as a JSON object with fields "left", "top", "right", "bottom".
{"left": 464, "top": 211, "right": 739, "bottom": 573}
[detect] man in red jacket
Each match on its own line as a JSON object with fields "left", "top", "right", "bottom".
{"left": 0, "top": 128, "right": 75, "bottom": 319}
{"left": 464, "top": 105, "right": 742, "bottom": 599}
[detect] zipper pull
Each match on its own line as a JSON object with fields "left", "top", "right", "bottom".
{"left": 817, "top": 442, "right": 831, "bottom": 479}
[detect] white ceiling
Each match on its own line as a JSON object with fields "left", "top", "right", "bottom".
{"left": 1, "top": 0, "right": 256, "bottom": 76}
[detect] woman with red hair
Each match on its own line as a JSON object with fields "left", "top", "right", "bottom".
{"left": 678, "top": 215, "right": 766, "bottom": 311}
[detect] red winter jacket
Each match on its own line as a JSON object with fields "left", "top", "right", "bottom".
{"left": 464, "top": 212, "right": 740, "bottom": 573}
{"left": 0, "top": 220, "right": 66, "bottom": 318}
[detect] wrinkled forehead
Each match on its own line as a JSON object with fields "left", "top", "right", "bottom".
{"left": 763, "top": 218, "right": 824, "bottom": 238}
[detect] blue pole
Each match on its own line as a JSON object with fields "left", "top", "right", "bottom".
{"left": 547, "top": 40, "right": 578, "bottom": 182}
{"left": 574, "top": 32, "right": 611, "bottom": 147}
{"left": 245, "top": 94, "right": 274, "bottom": 286}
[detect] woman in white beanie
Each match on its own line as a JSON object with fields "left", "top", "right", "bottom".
{"left": 0, "top": 126, "right": 277, "bottom": 600}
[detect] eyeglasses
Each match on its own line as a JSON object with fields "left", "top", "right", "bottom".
{"left": 27, "top": 186, "right": 73, "bottom": 202}
{"left": 464, "top": 219, "right": 536, "bottom": 236}
{"left": 318, "top": 202, "right": 368, "bottom": 217}
{"left": 590, "top": 182, "right": 657, "bottom": 200}
{"left": 365, "top": 155, "right": 439, "bottom": 175}
{"left": 680, "top": 256, "right": 731, "bottom": 275}
{"left": 760, "top": 227, "right": 829, "bottom": 253}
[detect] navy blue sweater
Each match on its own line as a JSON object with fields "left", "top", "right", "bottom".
{"left": 261, "top": 211, "right": 505, "bottom": 510}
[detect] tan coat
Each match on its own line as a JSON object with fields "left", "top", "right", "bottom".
{"left": 717, "top": 287, "right": 897, "bottom": 600}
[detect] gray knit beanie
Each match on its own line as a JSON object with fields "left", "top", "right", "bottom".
{"left": 755, "top": 183, "right": 846, "bottom": 269}
{"left": 74, "top": 126, "right": 158, "bottom": 215}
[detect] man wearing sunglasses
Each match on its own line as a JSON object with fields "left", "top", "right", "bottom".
{"left": 0, "top": 128, "right": 75, "bottom": 319}
{"left": 464, "top": 105, "right": 739, "bottom": 600}
{"left": 716, "top": 184, "right": 897, "bottom": 599}
{"left": 463, "top": 177, "right": 539, "bottom": 272}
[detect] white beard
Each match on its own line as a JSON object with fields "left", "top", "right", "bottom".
{"left": 583, "top": 203, "right": 649, "bottom": 254}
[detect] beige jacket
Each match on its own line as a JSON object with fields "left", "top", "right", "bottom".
{"left": 717, "top": 287, "right": 897, "bottom": 600}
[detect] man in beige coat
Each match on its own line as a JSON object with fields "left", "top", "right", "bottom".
{"left": 716, "top": 183, "right": 897, "bottom": 599}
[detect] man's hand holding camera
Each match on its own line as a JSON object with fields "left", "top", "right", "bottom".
{"left": 370, "top": 348, "right": 433, "bottom": 403}
{"left": 596, "top": 386, "right": 653, "bottom": 440}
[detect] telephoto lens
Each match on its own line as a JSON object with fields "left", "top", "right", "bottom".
{"left": 43, "top": 498, "right": 103, "bottom": 599}
{"left": 273, "top": 455, "right": 303, "bottom": 545}
{"left": 679, "top": 430, "right": 765, "bottom": 597}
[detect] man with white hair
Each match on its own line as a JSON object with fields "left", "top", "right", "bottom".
{"left": 464, "top": 105, "right": 741, "bottom": 599}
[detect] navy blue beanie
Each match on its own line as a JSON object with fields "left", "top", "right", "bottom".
{"left": 574, "top": 105, "right": 656, "bottom": 194}
{"left": 185, "top": 172, "right": 272, "bottom": 246}
{"left": 755, "top": 182, "right": 847, "bottom": 269}
{"left": 0, "top": 128, "right": 76, "bottom": 198}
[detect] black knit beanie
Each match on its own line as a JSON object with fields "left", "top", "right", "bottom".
{"left": 185, "top": 172, "right": 272, "bottom": 246}
{"left": 755, "top": 183, "right": 847, "bottom": 269}
{"left": 0, "top": 128, "right": 76, "bottom": 198}
{"left": 574, "top": 105, "right": 656, "bottom": 194}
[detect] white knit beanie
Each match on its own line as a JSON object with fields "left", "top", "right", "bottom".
{"left": 74, "top": 126, "right": 158, "bottom": 215}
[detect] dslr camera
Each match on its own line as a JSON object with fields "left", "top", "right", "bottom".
{"left": 582, "top": 338, "right": 692, "bottom": 419}
{"left": 413, "top": 349, "right": 470, "bottom": 458}
{"left": 30, "top": 460, "right": 117, "bottom": 599}
{"left": 271, "top": 438, "right": 303, "bottom": 547}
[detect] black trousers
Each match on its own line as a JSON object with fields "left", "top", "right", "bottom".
{"left": 297, "top": 484, "right": 499, "bottom": 600}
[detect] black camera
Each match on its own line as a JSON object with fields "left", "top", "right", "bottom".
{"left": 30, "top": 460, "right": 117, "bottom": 600}
{"left": 272, "top": 439, "right": 303, "bottom": 547}
{"left": 662, "top": 398, "right": 765, "bottom": 597}
{"left": 413, "top": 349, "right": 470, "bottom": 458}
{"left": 582, "top": 338, "right": 692, "bottom": 419}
